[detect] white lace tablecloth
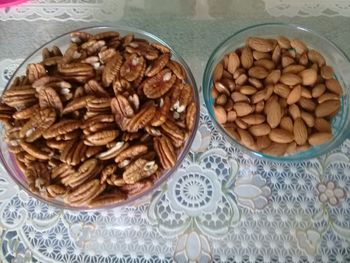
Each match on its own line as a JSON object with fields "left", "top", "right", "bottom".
{"left": 1, "top": 1, "right": 350, "bottom": 262}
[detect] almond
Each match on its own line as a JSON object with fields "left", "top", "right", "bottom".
{"left": 280, "top": 73, "right": 302, "bottom": 86}
{"left": 210, "top": 88, "right": 218, "bottom": 99}
{"left": 289, "top": 104, "right": 301, "bottom": 120}
{"left": 236, "top": 74, "right": 248, "bottom": 85}
{"left": 241, "top": 47, "right": 254, "bottom": 69}
{"left": 264, "top": 84, "right": 275, "bottom": 101}
{"left": 214, "top": 105, "right": 227, "bottom": 124}
{"left": 225, "top": 98, "right": 234, "bottom": 111}
{"left": 290, "top": 39, "right": 307, "bottom": 54}
{"left": 233, "top": 102, "right": 253, "bottom": 117}
{"left": 241, "top": 114, "right": 266, "bottom": 125}
{"left": 296, "top": 144, "right": 310, "bottom": 152}
{"left": 300, "top": 111, "right": 315, "bottom": 127}
{"left": 282, "top": 64, "right": 306, "bottom": 74}
{"left": 293, "top": 118, "right": 308, "bottom": 145}
{"left": 312, "top": 84, "right": 326, "bottom": 98}
{"left": 249, "top": 123, "right": 271, "bottom": 136}
{"left": 254, "top": 59, "right": 275, "bottom": 70}
{"left": 227, "top": 52, "right": 240, "bottom": 74}
{"left": 280, "top": 116, "right": 294, "bottom": 132}
{"left": 255, "top": 101, "right": 265, "bottom": 113}
{"left": 314, "top": 118, "right": 331, "bottom": 132}
{"left": 325, "top": 79, "right": 343, "bottom": 95}
{"left": 286, "top": 142, "right": 297, "bottom": 154}
{"left": 221, "top": 78, "right": 236, "bottom": 92}
{"left": 299, "top": 53, "right": 309, "bottom": 66}
{"left": 269, "top": 128, "right": 294, "bottom": 143}
{"left": 320, "top": 65, "right": 334, "bottom": 80}
{"left": 308, "top": 132, "right": 332, "bottom": 146}
{"left": 315, "top": 100, "right": 340, "bottom": 117}
{"left": 235, "top": 118, "right": 249, "bottom": 129}
{"left": 287, "top": 84, "right": 302, "bottom": 105}
{"left": 262, "top": 142, "right": 287, "bottom": 156}
{"left": 253, "top": 51, "right": 271, "bottom": 60}
{"left": 251, "top": 90, "right": 266, "bottom": 104}
{"left": 237, "top": 128, "right": 255, "bottom": 149}
{"left": 265, "top": 69, "right": 281, "bottom": 84}
{"left": 215, "top": 82, "right": 230, "bottom": 96}
{"left": 256, "top": 135, "right": 272, "bottom": 150}
{"left": 247, "top": 37, "right": 274, "bottom": 52}
{"left": 225, "top": 126, "right": 240, "bottom": 141}
{"left": 231, "top": 92, "right": 250, "bottom": 103}
{"left": 233, "top": 68, "right": 245, "bottom": 79}
{"left": 248, "top": 66, "right": 269, "bottom": 79}
{"left": 308, "top": 49, "right": 325, "bottom": 67}
{"left": 216, "top": 94, "right": 228, "bottom": 105}
{"left": 281, "top": 56, "right": 295, "bottom": 68}
{"left": 298, "top": 98, "right": 316, "bottom": 111}
{"left": 272, "top": 45, "right": 281, "bottom": 64}
{"left": 239, "top": 85, "right": 257, "bottom": 95}
{"left": 299, "top": 68, "right": 317, "bottom": 86}
{"left": 213, "top": 63, "right": 223, "bottom": 82}
{"left": 301, "top": 87, "right": 312, "bottom": 99}
{"left": 248, "top": 78, "right": 263, "bottom": 88}
{"left": 265, "top": 99, "right": 282, "bottom": 128}
{"left": 277, "top": 35, "right": 291, "bottom": 49}
{"left": 317, "top": 92, "right": 340, "bottom": 104}
{"left": 227, "top": 111, "right": 237, "bottom": 122}
{"left": 274, "top": 83, "right": 290, "bottom": 98}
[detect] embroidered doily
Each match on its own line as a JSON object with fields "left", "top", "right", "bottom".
{"left": 263, "top": 0, "right": 350, "bottom": 17}
{"left": 0, "top": 59, "right": 350, "bottom": 262}
{"left": 0, "top": 0, "right": 126, "bottom": 21}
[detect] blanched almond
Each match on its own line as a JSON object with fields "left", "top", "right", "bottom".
{"left": 308, "top": 132, "right": 332, "bottom": 145}
{"left": 249, "top": 123, "right": 271, "bottom": 136}
{"left": 247, "top": 37, "right": 274, "bottom": 52}
{"left": 241, "top": 47, "right": 254, "bottom": 69}
{"left": 321, "top": 65, "right": 334, "bottom": 80}
{"left": 312, "top": 84, "right": 326, "bottom": 98}
{"left": 227, "top": 52, "right": 240, "bottom": 74}
{"left": 280, "top": 73, "right": 302, "bottom": 86}
{"left": 214, "top": 105, "right": 227, "bottom": 124}
{"left": 299, "top": 68, "right": 317, "bottom": 86}
{"left": 233, "top": 102, "right": 253, "bottom": 117}
{"left": 315, "top": 100, "right": 340, "bottom": 117}
{"left": 269, "top": 128, "right": 294, "bottom": 143}
{"left": 293, "top": 118, "right": 308, "bottom": 145}
{"left": 287, "top": 84, "right": 302, "bottom": 105}
{"left": 314, "top": 118, "right": 331, "bottom": 132}
{"left": 325, "top": 79, "right": 342, "bottom": 95}
{"left": 248, "top": 66, "right": 269, "bottom": 79}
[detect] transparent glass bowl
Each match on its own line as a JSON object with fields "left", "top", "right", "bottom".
{"left": 203, "top": 23, "right": 350, "bottom": 161}
{"left": 0, "top": 26, "right": 200, "bottom": 210}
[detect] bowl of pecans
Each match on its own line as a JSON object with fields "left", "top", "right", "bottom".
{"left": 203, "top": 23, "right": 350, "bottom": 161}
{"left": 0, "top": 26, "right": 199, "bottom": 209}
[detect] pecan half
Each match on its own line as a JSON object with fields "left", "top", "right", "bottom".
{"left": 120, "top": 179, "right": 153, "bottom": 196}
{"left": 84, "top": 130, "right": 119, "bottom": 146}
{"left": 38, "top": 87, "right": 63, "bottom": 113}
{"left": 84, "top": 79, "right": 109, "bottom": 97}
{"left": 19, "top": 140, "right": 50, "bottom": 160}
{"left": 143, "top": 69, "right": 176, "bottom": 99}
{"left": 114, "top": 144, "right": 148, "bottom": 163}
{"left": 62, "top": 95, "right": 94, "bottom": 114}
{"left": 26, "top": 63, "right": 47, "bottom": 83}
{"left": 98, "top": 48, "right": 117, "bottom": 64}
{"left": 65, "top": 179, "right": 106, "bottom": 206}
{"left": 146, "top": 53, "right": 170, "bottom": 77}
{"left": 43, "top": 119, "right": 81, "bottom": 139}
{"left": 102, "top": 52, "right": 123, "bottom": 87}
{"left": 120, "top": 53, "right": 145, "bottom": 82}
{"left": 123, "top": 158, "right": 158, "bottom": 184}
{"left": 47, "top": 184, "right": 66, "bottom": 198}
{"left": 161, "top": 120, "right": 185, "bottom": 148}
{"left": 186, "top": 102, "right": 197, "bottom": 131}
{"left": 88, "top": 191, "right": 126, "bottom": 208}
{"left": 151, "top": 96, "right": 171, "bottom": 126}
{"left": 154, "top": 136, "right": 176, "bottom": 169}
{"left": 97, "top": 141, "right": 128, "bottom": 160}
{"left": 124, "top": 104, "right": 156, "bottom": 132}
{"left": 167, "top": 60, "right": 186, "bottom": 80}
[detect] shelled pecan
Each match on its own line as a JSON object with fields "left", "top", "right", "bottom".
{"left": 0, "top": 30, "right": 197, "bottom": 208}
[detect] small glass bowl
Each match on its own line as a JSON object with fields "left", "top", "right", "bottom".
{"left": 203, "top": 23, "right": 350, "bottom": 161}
{"left": 0, "top": 26, "right": 200, "bottom": 210}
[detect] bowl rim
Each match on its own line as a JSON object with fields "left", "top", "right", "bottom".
{"left": 0, "top": 25, "right": 200, "bottom": 210}
{"left": 202, "top": 22, "right": 350, "bottom": 162}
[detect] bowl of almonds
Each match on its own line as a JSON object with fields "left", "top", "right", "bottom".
{"left": 0, "top": 26, "right": 199, "bottom": 209}
{"left": 203, "top": 23, "right": 350, "bottom": 160}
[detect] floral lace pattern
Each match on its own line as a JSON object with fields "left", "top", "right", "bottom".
{"left": 0, "top": 59, "right": 350, "bottom": 262}
{"left": 263, "top": 0, "right": 350, "bottom": 17}
{"left": 0, "top": 0, "right": 126, "bottom": 21}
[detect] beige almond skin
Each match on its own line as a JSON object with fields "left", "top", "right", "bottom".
{"left": 241, "top": 114, "right": 266, "bottom": 125}
{"left": 281, "top": 56, "right": 295, "bottom": 68}
{"left": 321, "top": 65, "right": 334, "bottom": 80}
{"left": 248, "top": 66, "right": 269, "bottom": 79}
{"left": 249, "top": 123, "right": 271, "bottom": 136}
{"left": 231, "top": 92, "right": 250, "bottom": 103}
{"left": 299, "top": 68, "right": 317, "bottom": 86}
{"left": 265, "top": 69, "right": 281, "bottom": 84}
{"left": 308, "top": 49, "right": 325, "bottom": 67}
{"left": 312, "top": 84, "right": 326, "bottom": 98}
{"left": 315, "top": 100, "right": 340, "bottom": 117}
{"left": 308, "top": 132, "right": 332, "bottom": 145}
{"left": 237, "top": 128, "right": 255, "bottom": 149}
{"left": 269, "top": 128, "right": 294, "bottom": 143}
{"left": 301, "top": 87, "right": 312, "bottom": 99}
{"left": 280, "top": 73, "right": 302, "bottom": 86}
{"left": 277, "top": 35, "right": 291, "bottom": 49}
{"left": 293, "top": 118, "right": 308, "bottom": 145}
{"left": 314, "top": 118, "right": 332, "bottom": 132}
{"left": 289, "top": 104, "right": 301, "bottom": 120}
{"left": 233, "top": 102, "right": 253, "bottom": 117}
{"left": 290, "top": 39, "right": 307, "bottom": 54}
{"left": 241, "top": 47, "right": 254, "bottom": 69}
{"left": 254, "top": 59, "right": 275, "bottom": 70}
{"left": 262, "top": 142, "right": 287, "bottom": 156}
{"left": 266, "top": 99, "right": 282, "bottom": 128}
{"left": 256, "top": 135, "right": 272, "bottom": 150}
{"left": 214, "top": 105, "right": 227, "bottom": 124}
{"left": 280, "top": 116, "right": 294, "bottom": 132}
{"left": 300, "top": 111, "right": 315, "bottom": 127}
{"left": 317, "top": 93, "right": 339, "bottom": 104}
{"left": 240, "top": 85, "right": 257, "bottom": 95}
{"left": 255, "top": 101, "right": 265, "bottom": 113}
{"left": 251, "top": 90, "right": 266, "bottom": 104}
{"left": 287, "top": 84, "right": 302, "bottom": 105}
{"left": 325, "top": 79, "right": 343, "bottom": 95}
{"left": 227, "top": 52, "right": 240, "bottom": 74}
{"left": 247, "top": 37, "right": 274, "bottom": 52}
{"left": 283, "top": 65, "right": 306, "bottom": 74}
{"left": 274, "top": 83, "right": 290, "bottom": 98}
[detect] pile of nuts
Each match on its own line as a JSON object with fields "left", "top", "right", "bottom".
{"left": 211, "top": 36, "right": 342, "bottom": 156}
{"left": 0, "top": 31, "right": 197, "bottom": 207}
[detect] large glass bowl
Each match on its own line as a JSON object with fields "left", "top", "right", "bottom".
{"left": 203, "top": 23, "right": 350, "bottom": 161}
{"left": 0, "top": 26, "right": 200, "bottom": 210}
